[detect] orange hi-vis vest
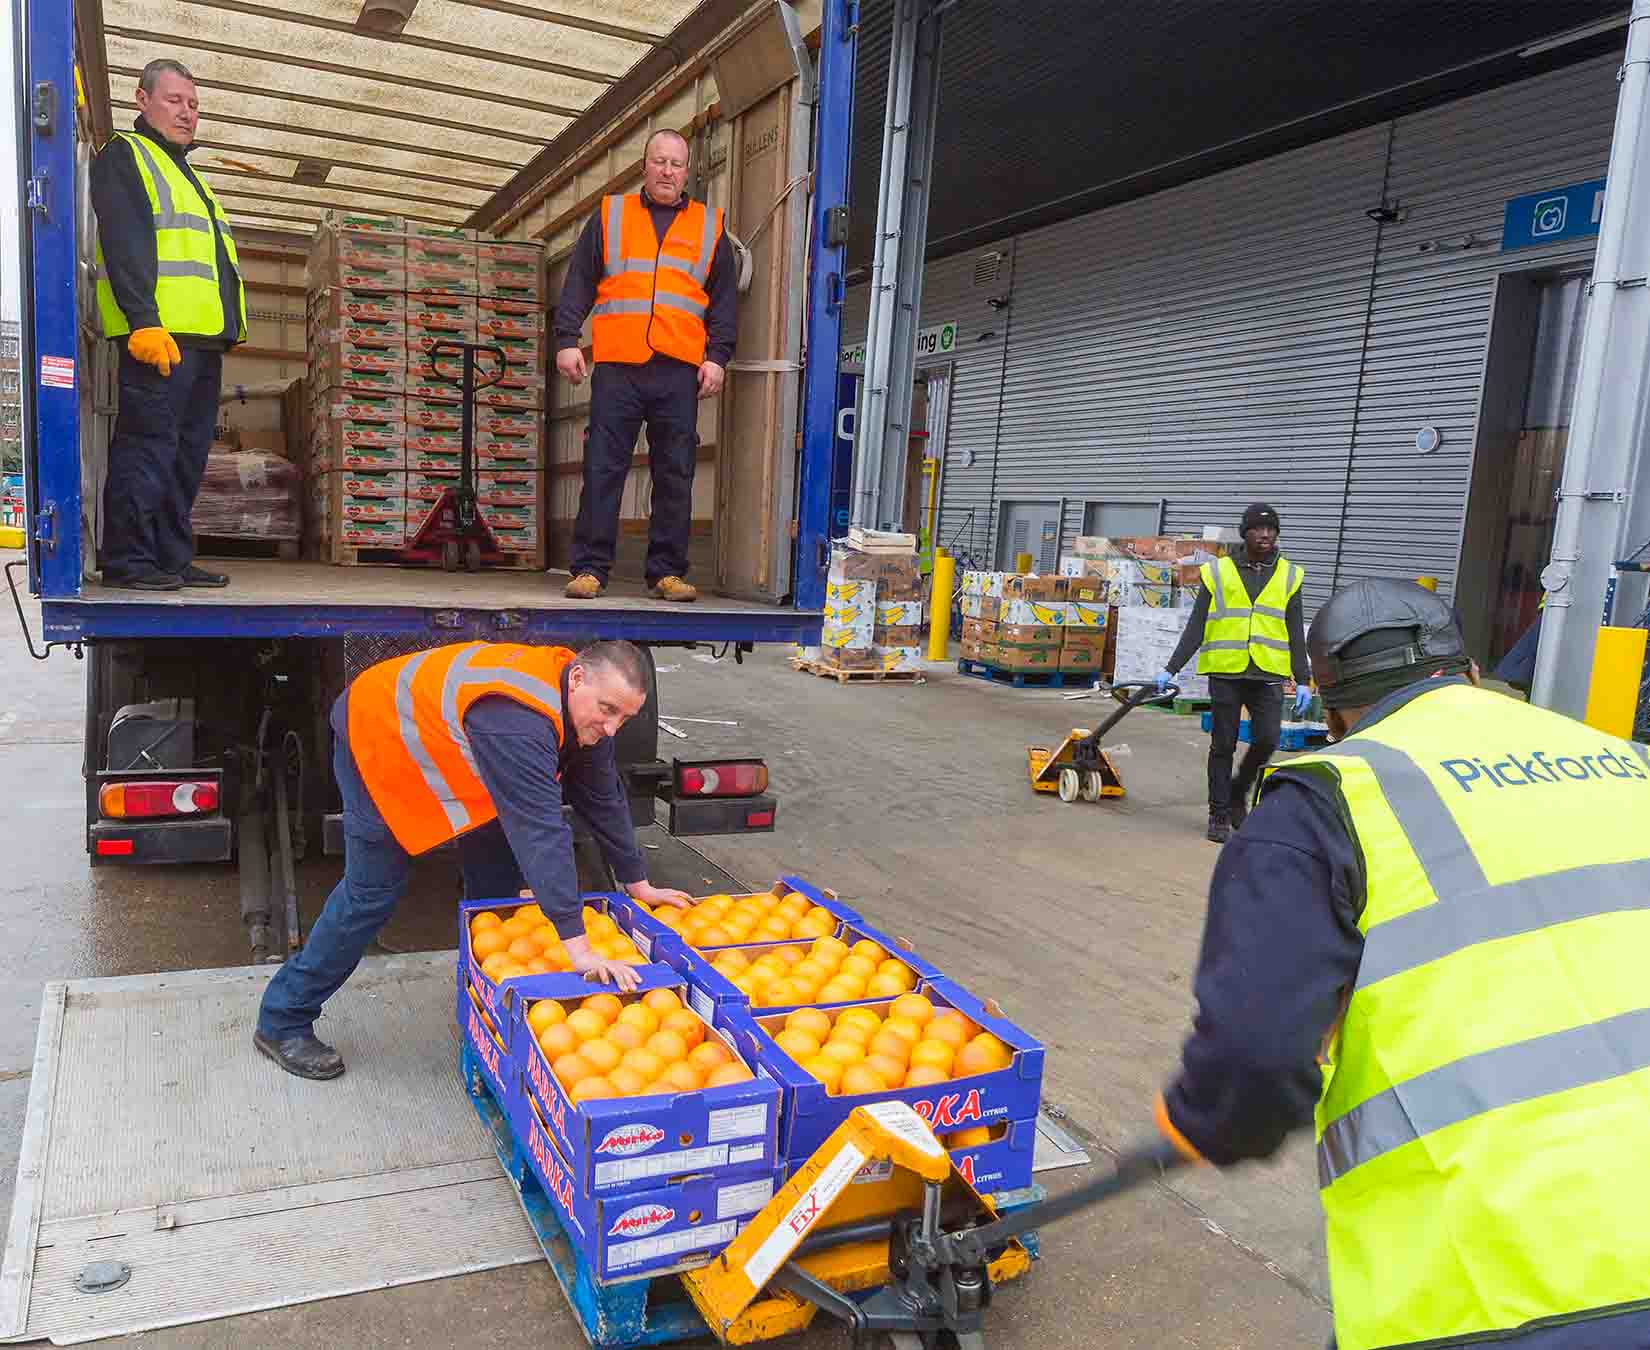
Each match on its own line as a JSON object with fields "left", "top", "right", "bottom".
{"left": 592, "top": 193, "right": 723, "bottom": 368}
{"left": 347, "top": 641, "right": 572, "bottom": 855}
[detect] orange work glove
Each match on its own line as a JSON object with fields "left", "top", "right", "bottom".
{"left": 128, "top": 327, "right": 182, "bottom": 376}
{"left": 1154, "top": 1092, "right": 1207, "bottom": 1165}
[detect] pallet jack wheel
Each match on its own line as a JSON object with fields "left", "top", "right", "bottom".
{"left": 465, "top": 538, "right": 482, "bottom": 573}
{"left": 1081, "top": 771, "right": 1103, "bottom": 802}
{"left": 441, "top": 539, "right": 460, "bottom": 572}
{"left": 1057, "top": 768, "right": 1080, "bottom": 802}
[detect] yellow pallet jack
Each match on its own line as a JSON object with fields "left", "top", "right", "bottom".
{"left": 684, "top": 1102, "right": 1183, "bottom": 1348}
{"left": 1028, "top": 681, "right": 1177, "bottom": 803}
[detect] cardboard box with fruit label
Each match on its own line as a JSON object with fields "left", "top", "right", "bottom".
{"left": 781, "top": 1112, "right": 1036, "bottom": 1198}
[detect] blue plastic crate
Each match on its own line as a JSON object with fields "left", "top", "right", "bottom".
{"left": 613, "top": 875, "right": 864, "bottom": 963}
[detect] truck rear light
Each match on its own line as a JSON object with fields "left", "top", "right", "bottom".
{"left": 745, "top": 809, "right": 774, "bottom": 828}
{"left": 95, "top": 839, "right": 135, "bottom": 857}
{"left": 674, "top": 759, "right": 768, "bottom": 797}
{"left": 99, "top": 780, "right": 220, "bottom": 819}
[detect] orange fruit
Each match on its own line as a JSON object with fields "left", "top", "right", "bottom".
{"left": 947, "top": 1126, "right": 994, "bottom": 1148}
{"left": 758, "top": 916, "right": 793, "bottom": 940}
{"left": 524, "top": 957, "right": 551, "bottom": 975}
{"left": 499, "top": 915, "right": 534, "bottom": 940}
{"left": 811, "top": 936, "right": 850, "bottom": 967}
{"left": 758, "top": 979, "right": 803, "bottom": 1008}
{"left": 495, "top": 961, "right": 529, "bottom": 981}
{"left": 581, "top": 993, "right": 623, "bottom": 1024}
{"left": 878, "top": 960, "right": 918, "bottom": 992}
{"left": 659, "top": 1061, "right": 705, "bottom": 1092}
{"left": 539, "top": 1023, "right": 579, "bottom": 1060}
{"left": 791, "top": 959, "right": 831, "bottom": 988}
{"left": 775, "top": 947, "right": 807, "bottom": 967}
{"left": 803, "top": 1056, "right": 845, "bottom": 1094}
{"left": 706, "top": 1062, "right": 753, "bottom": 1088}
{"left": 480, "top": 952, "right": 512, "bottom": 980}
{"left": 850, "top": 939, "right": 887, "bottom": 964}
{"left": 909, "top": 1040, "right": 955, "bottom": 1075}
{"left": 655, "top": 908, "right": 686, "bottom": 931}
{"left": 530, "top": 925, "right": 561, "bottom": 952}
{"left": 786, "top": 1008, "right": 833, "bottom": 1041}
{"left": 647, "top": 1030, "right": 690, "bottom": 1063}
{"left": 904, "top": 1064, "right": 948, "bottom": 1088}
{"left": 820, "top": 1039, "right": 865, "bottom": 1067}
{"left": 818, "top": 980, "right": 862, "bottom": 1004}
{"left": 621, "top": 1048, "right": 665, "bottom": 1083}
{"left": 839, "top": 1063, "right": 888, "bottom": 1096}
{"left": 470, "top": 910, "right": 504, "bottom": 932}
{"left": 864, "top": 1053, "right": 908, "bottom": 1088}
{"left": 712, "top": 951, "right": 750, "bottom": 977}
{"left": 552, "top": 1052, "right": 595, "bottom": 1089}
{"left": 891, "top": 993, "right": 935, "bottom": 1026}
{"left": 642, "top": 988, "right": 683, "bottom": 1016}
{"left": 924, "top": 1015, "right": 972, "bottom": 1050}
{"left": 881, "top": 1016, "right": 923, "bottom": 1047}
{"left": 837, "top": 1007, "right": 882, "bottom": 1036}
{"left": 470, "top": 928, "right": 508, "bottom": 961}
{"left": 608, "top": 1066, "right": 647, "bottom": 1097}
{"left": 506, "top": 936, "right": 538, "bottom": 962}
{"left": 516, "top": 902, "right": 545, "bottom": 922}
{"left": 959, "top": 1034, "right": 1012, "bottom": 1074}
{"left": 796, "top": 911, "right": 836, "bottom": 939}
{"left": 867, "top": 973, "right": 908, "bottom": 999}
{"left": 828, "top": 1019, "right": 874, "bottom": 1048}
{"left": 774, "top": 1028, "right": 822, "bottom": 1062}
{"left": 571, "top": 1076, "right": 615, "bottom": 1102}
{"left": 838, "top": 955, "right": 878, "bottom": 982}
{"left": 606, "top": 1022, "right": 646, "bottom": 1053}
{"left": 688, "top": 1040, "right": 733, "bottom": 1074}
{"left": 617, "top": 1004, "right": 661, "bottom": 1037}
{"left": 662, "top": 1009, "right": 706, "bottom": 1050}
{"left": 868, "top": 1028, "right": 913, "bottom": 1064}
{"left": 733, "top": 974, "right": 761, "bottom": 997}
{"left": 580, "top": 1038, "right": 623, "bottom": 1075}
{"left": 565, "top": 1009, "right": 608, "bottom": 1043}
{"left": 543, "top": 948, "right": 573, "bottom": 973}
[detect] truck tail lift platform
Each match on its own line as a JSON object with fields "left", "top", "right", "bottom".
{"left": 683, "top": 1101, "right": 1182, "bottom": 1349}
{"left": 1028, "top": 681, "right": 1176, "bottom": 804}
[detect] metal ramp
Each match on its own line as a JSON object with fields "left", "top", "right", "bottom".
{"left": 0, "top": 954, "right": 541, "bottom": 1345}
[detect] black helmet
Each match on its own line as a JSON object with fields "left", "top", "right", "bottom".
{"left": 1241, "top": 502, "right": 1280, "bottom": 534}
{"left": 1309, "top": 579, "right": 1467, "bottom": 703}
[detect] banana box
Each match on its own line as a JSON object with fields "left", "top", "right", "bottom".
{"left": 1128, "top": 583, "right": 1179, "bottom": 609}
{"left": 991, "top": 644, "right": 1060, "bottom": 673}
{"left": 1064, "top": 574, "right": 1112, "bottom": 606}
{"left": 1000, "top": 574, "right": 1065, "bottom": 602}
{"left": 1066, "top": 599, "right": 1109, "bottom": 628}
{"left": 959, "top": 637, "right": 999, "bottom": 666}
{"left": 961, "top": 570, "right": 1007, "bottom": 597}
{"left": 876, "top": 599, "right": 922, "bottom": 627}
{"left": 1003, "top": 597, "right": 1068, "bottom": 626}
{"left": 1136, "top": 560, "right": 1176, "bottom": 586}
{"left": 994, "top": 623, "right": 1060, "bottom": 649}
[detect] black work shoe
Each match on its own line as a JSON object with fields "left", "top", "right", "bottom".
{"left": 1228, "top": 782, "right": 1249, "bottom": 831}
{"left": 254, "top": 1030, "right": 345, "bottom": 1080}
{"left": 179, "top": 565, "right": 230, "bottom": 587}
{"left": 103, "top": 571, "right": 183, "bottom": 592}
{"left": 1206, "top": 812, "right": 1231, "bottom": 844}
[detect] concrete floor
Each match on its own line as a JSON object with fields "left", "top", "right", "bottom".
{"left": 0, "top": 557, "right": 1330, "bottom": 1348}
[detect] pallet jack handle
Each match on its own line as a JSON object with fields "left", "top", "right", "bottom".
{"left": 1083, "top": 680, "right": 1177, "bottom": 749}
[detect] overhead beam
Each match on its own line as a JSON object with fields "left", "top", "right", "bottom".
{"left": 110, "top": 97, "right": 525, "bottom": 171}
{"left": 172, "top": 0, "right": 620, "bottom": 88}
{"left": 199, "top": 163, "right": 492, "bottom": 206}
{"left": 210, "top": 185, "right": 461, "bottom": 227}
{"left": 106, "top": 65, "right": 551, "bottom": 148}
{"left": 103, "top": 25, "right": 586, "bottom": 120}
{"left": 192, "top": 138, "right": 502, "bottom": 193}
{"left": 442, "top": 0, "right": 665, "bottom": 46}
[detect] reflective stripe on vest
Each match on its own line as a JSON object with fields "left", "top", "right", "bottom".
{"left": 1262, "top": 683, "right": 1650, "bottom": 1350}
{"left": 1197, "top": 553, "right": 1302, "bottom": 676}
{"left": 347, "top": 641, "right": 571, "bottom": 855}
{"left": 590, "top": 194, "right": 722, "bottom": 367}
{"left": 94, "top": 131, "right": 247, "bottom": 341}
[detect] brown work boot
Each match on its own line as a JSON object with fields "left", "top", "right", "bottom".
{"left": 650, "top": 576, "right": 698, "bottom": 603}
{"left": 564, "top": 572, "right": 604, "bottom": 599}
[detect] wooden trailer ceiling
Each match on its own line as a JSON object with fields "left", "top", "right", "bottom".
{"left": 88, "top": 0, "right": 703, "bottom": 235}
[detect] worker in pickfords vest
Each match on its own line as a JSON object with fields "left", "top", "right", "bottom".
{"left": 90, "top": 58, "right": 244, "bottom": 592}
{"left": 254, "top": 640, "right": 691, "bottom": 1081}
{"left": 1158, "top": 503, "right": 1310, "bottom": 843}
{"left": 1155, "top": 578, "right": 1650, "bottom": 1350}
{"left": 551, "top": 129, "right": 738, "bottom": 604}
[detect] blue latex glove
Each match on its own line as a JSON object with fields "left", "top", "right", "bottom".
{"left": 1154, "top": 669, "right": 1174, "bottom": 692}
{"left": 1292, "top": 686, "right": 1313, "bottom": 718}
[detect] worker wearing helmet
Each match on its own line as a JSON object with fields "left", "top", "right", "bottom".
{"left": 1155, "top": 578, "right": 1650, "bottom": 1350}
{"left": 1157, "top": 502, "right": 1310, "bottom": 842}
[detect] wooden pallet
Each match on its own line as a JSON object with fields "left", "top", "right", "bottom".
{"left": 195, "top": 535, "right": 300, "bottom": 561}
{"left": 790, "top": 657, "right": 925, "bottom": 684}
{"left": 957, "top": 658, "right": 1073, "bottom": 689}
{"left": 321, "top": 540, "right": 543, "bottom": 570}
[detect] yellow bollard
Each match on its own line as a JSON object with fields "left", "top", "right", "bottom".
{"left": 1415, "top": 576, "right": 1439, "bottom": 592}
{"left": 928, "top": 547, "right": 956, "bottom": 661}
{"left": 1014, "top": 551, "right": 1034, "bottom": 575}
{"left": 1583, "top": 626, "right": 1648, "bottom": 738}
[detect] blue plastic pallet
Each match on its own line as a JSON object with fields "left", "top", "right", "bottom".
{"left": 957, "top": 658, "right": 1075, "bottom": 689}
{"left": 1198, "top": 711, "right": 1329, "bottom": 752}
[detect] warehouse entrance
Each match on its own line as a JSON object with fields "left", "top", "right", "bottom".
{"left": 1458, "top": 269, "right": 1590, "bottom": 667}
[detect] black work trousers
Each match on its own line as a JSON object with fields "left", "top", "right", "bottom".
{"left": 1207, "top": 676, "right": 1283, "bottom": 815}
{"left": 102, "top": 343, "right": 222, "bottom": 581}
{"left": 571, "top": 356, "right": 698, "bottom": 585}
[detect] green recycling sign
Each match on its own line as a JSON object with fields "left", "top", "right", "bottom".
{"left": 840, "top": 320, "right": 956, "bottom": 371}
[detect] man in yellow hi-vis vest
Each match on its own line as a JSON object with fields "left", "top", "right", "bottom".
{"left": 1159, "top": 503, "right": 1310, "bottom": 842}
{"left": 1154, "top": 578, "right": 1650, "bottom": 1350}
{"left": 90, "top": 59, "right": 245, "bottom": 592}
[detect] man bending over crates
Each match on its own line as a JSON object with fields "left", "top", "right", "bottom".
{"left": 255, "top": 640, "right": 691, "bottom": 1081}
{"left": 1156, "top": 502, "right": 1311, "bottom": 843}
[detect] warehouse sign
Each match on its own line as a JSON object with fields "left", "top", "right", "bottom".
{"left": 840, "top": 321, "right": 957, "bottom": 371}
{"left": 1502, "top": 178, "right": 1606, "bottom": 251}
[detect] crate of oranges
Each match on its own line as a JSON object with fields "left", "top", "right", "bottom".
{"left": 627, "top": 876, "right": 864, "bottom": 962}
{"left": 720, "top": 977, "right": 1044, "bottom": 1164}
{"left": 514, "top": 967, "right": 781, "bottom": 1200}
{"left": 460, "top": 896, "right": 643, "bottom": 1031}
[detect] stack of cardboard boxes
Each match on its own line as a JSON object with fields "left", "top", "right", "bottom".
{"left": 303, "top": 212, "right": 547, "bottom": 562}
{"left": 809, "top": 543, "right": 926, "bottom": 674}
{"left": 957, "top": 573, "right": 1108, "bottom": 676}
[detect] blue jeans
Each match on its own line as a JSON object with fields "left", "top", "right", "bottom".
{"left": 257, "top": 706, "right": 526, "bottom": 1040}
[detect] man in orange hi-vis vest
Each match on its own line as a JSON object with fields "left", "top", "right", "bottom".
{"left": 553, "top": 129, "right": 738, "bottom": 605}
{"left": 254, "top": 639, "right": 691, "bottom": 1081}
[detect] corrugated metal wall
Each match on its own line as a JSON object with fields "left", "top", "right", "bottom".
{"left": 847, "top": 54, "right": 1621, "bottom": 609}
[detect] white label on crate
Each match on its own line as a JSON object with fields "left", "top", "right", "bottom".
{"left": 862, "top": 1101, "right": 946, "bottom": 1157}
{"left": 635, "top": 932, "right": 654, "bottom": 959}
{"left": 594, "top": 1144, "right": 728, "bottom": 1187}
{"left": 609, "top": 1218, "right": 737, "bottom": 1269}
{"left": 729, "top": 1141, "right": 767, "bottom": 1167}
{"left": 690, "top": 988, "right": 715, "bottom": 1021}
{"left": 852, "top": 1159, "right": 895, "bottom": 1186}
{"left": 717, "top": 1176, "right": 775, "bottom": 1220}
{"left": 742, "top": 1142, "right": 866, "bottom": 1291}
{"left": 707, "top": 1102, "right": 768, "bottom": 1143}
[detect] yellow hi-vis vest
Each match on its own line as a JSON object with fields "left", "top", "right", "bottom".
{"left": 94, "top": 131, "right": 246, "bottom": 342}
{"left": 1197, "top": 552, "right": 1302, "bottom": 677}
{"left": 1264, "top": 681, "right": 1650, "bottom": 1350}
